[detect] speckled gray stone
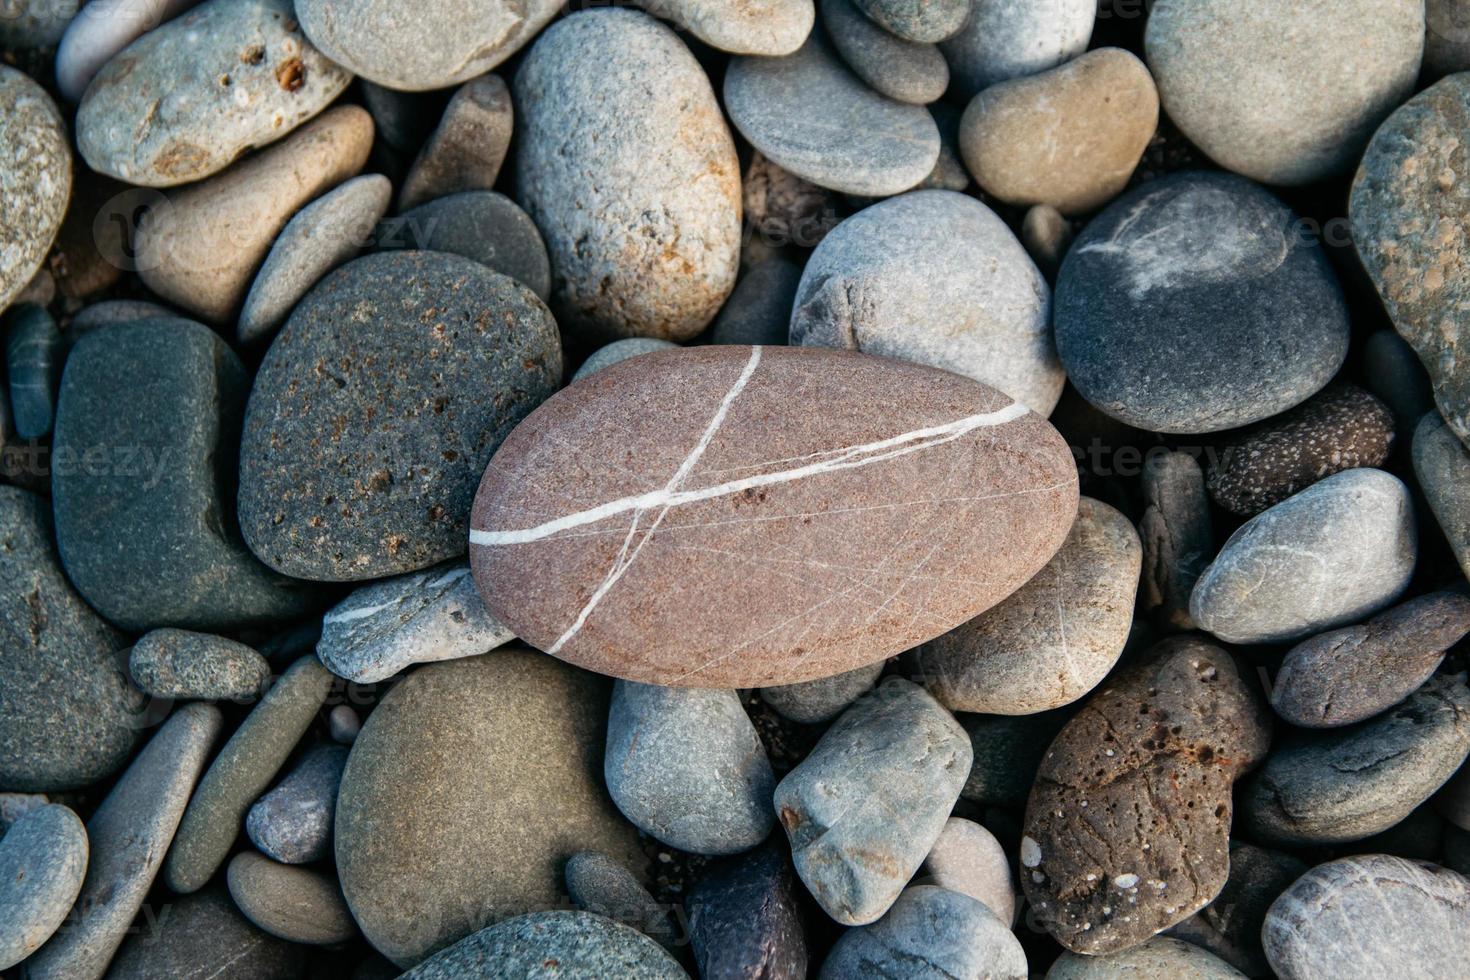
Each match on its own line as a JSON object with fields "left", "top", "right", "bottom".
{"left": 24, "top": 703, "right": 222, "bottom": 980}
{"left": 239, "top": 251, "right": 562, "bottom": 582}
{"left": 686, "top": 844, "right": 808, "bottom": 979}
{"left": 1263, "top": 856, "right": 1470, "bottom": 979}
{"left": 4, "top": 304, "right": 61, "bottom": 439}
{"left": 0, "top": 66, "right": 70, "bottom": 312}
{"left": 1049, "top": 936, "right": 1245, "bottom": 979}
{"left": 1353, "top": 76, "right": 1470, "bottom": 455}
{"left": 0, "top": 794, "right": 49, "bottom": 833}
{"left": 1145, "top": 0, "right": 1423, "bottom": 186}
{"left": 399, "top": 74, "right": 512, "bottom": 212}
{"left": 774, "top": 678, "right": 970, "bottom": 924}
{"left": 377, "top": 191, "right": 552, "bottom": 303}
{"left": 1415, "top": 411, "right": 1470, "bottom": 581}
{"left": 129, "top": 629, "right": 272, "bottom": 702}
{"left": 920, "top": 817, "right": 1016, "bottom": 924}
{"left": 792, "top": 189, "right": 1061, "bottom": 413}
{"left": 759, "top": 661, "right": 884, "bottom": 724}
{"left": 1139, "top": 451, "right": 1212, "bottom": 632}
{"left": 820, "top": 885, "right": 1027, "bottom": 980}
{"left": 104, "top": 885, "right": 307, "bottom": 980}
{"left": 821, "top": 0, "right": 947, "bottom": 103}
{"left": 707, "top": 259, "right": 800, "bottom": 346}
{"left": 1366, "top": 329, "right": 1436, "bottom": 442}
{"left": 516, "top": 9, "right": 740, "bottom": 342}
{"left": 0, "top": 487, "right": 137, "bottom": 793}
{"left": 1240, "top": 677, "right": 1470, "bottom": 847}
{"left": 725, "top": 31, "right": 941, "bottom": 197}
{"left": 53, "top": 318, "right": 317, "bottom": 631}
{"left": 574, "top": 339, "right": 680, "bottom": 382}
{"left": 0, "top": 805, "right": 87, "bottom": 971}
{"left": 1191, "top": 469, "right": 1417, "bottom": 645}
{"left": 852, "top": 0, "right": 966, "bottom": 42}
{"left": 401, "top": 911, "right": 688, "bottom": 979}
{"left": 297, "top": 0, "right": 559, "bottom": 92}
{"left": 75, "top": 0, "right": 351, "bottom": 187}
{"left": 1169, "top": 844, "right": 1307, "bottom": 977}
{"left": 164, "top": 656, "right": 334, "bottom": 894}
{"left": 1206, "top": 385, "right": 1396, "bottom": 516}
{"left": 1055, "top": 171, "right": 1350, "bottom": 434}
{"left": 238, "top": 174, "right": 391, "bottom": 345}
{"left": 246, "top": 743, "right": 348, "bottom": 864}
{"left": 606, "top": 682, "right": 775, "bottom": 855}
{"left": 227, "top": 851, "right": 356, "bottom": 945}
{"left": 565, "top": 851, "right": 678, "bottom": 948}
{"left": 940, "top": 0, "right": 1094, "bottom": 99}
{"left": 634, "top": 0, "right": 815, "bottom": 55}
{"left": 917, "top": 497, "right": 1140, "bottom": 714}
{"left": 1272, "top": 592, "right": 1470, "bottom": 729}
{"left": 316, "top": 559, "right": 516, "bottom": 684}
{"left": 1428, "top": 0, "right": 1470, "bottom": 75}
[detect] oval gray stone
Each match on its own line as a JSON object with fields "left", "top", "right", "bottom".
{"left": 940, "top": 0, "right": 1095, "bottom": 99}
{"left": 1428, "top": 0, "right": 1470, "bottom": 75}
{"left": 687, "top": 845, "right": 808, "bottom": 978}
{"left": 23, "top": 703, "right": 222, "bottom": 980}
{"left": 1048, "top": 936, "right": 1246, "bottom": 979}
{"left": 1263, "top": 855, "right": 1470, "bottom": 979}
{"left": 239, "top": 251, "right": 562, "bottom": 582}
{"left": 774, "top": 678, "right": 970, "bottom": 925}
{"left": 129, "top": 628, "right": 272, "bottom": 701}
{"left": 1240, "top": 677, "right": 1470, "bottom": 847}
{"left": 75, "top": 0, "right": 352, "bottom": 187}
{"left": 791, "top": 189, "right": 1061, "bottom": 414}
{"left": 245, "top": 742, "right": 349, "bottom": 864}
{"left": 400, "top": 911, "right": 688, "bottom": 979}
{"left": 0, "top": 487, "right": 137, "bottom": 793}
{"left": 759, "top": 661, "right": 884, "bottom": 725}
{"left": 917, "top": 497, "right": 1141, "bottom": 714}
{"left": 1271, "top": 592, "right": 1470, "bottom": 728}
{"left": 227, "top": 851, "right": 356, "bottom": 945}
{"left": 565, "top": 851, "right": 679, "bottom": 948}
{"left": 238, "top": 173, "right": 391, "bottom": 345}
{"left": 515, "top": 9, "right": 740, "bottom": 342}
{"left": 819, "top": 886, "right": 1028, "bottom": 980}
{"left": 821, "top": 0, "right": 948, "bottom": 104}
{"left": 296, "top": 0, "right": 560, "bottom": 92}
{"left": 573, "top": 339, "right": 679, "bottom": 382}
{"left": 1190, "top": 469, "right": 1417, "bottom": 645}
{"left": 0, "top": 805, "right": 88, "bottom": 971}
{"left": 851, "top": 0, "right": 967, "bottom": 42}
{"left": 0, "top": 66, "right": 70, "bottom": 312}
{"left": 55, "top": 0, "right": 197, "bottom": 102}
{"left": 725, "top": 30, "right": 940, "bottom": 197}
{"left": 1145, "top": 0, "right": 1423, "bottom": 186}
{"left": 1416, "top": 411, "right": 1470, "bottom": 581}
{"left": 53, "top": 318, "right": 317, "bottom": 631}
{"left": 377, "top": 191, "right": 552, "bottom": 302}
{"left": 316, "top": 559, "right": 515, "bottom": 684}
{"left": 605, "top": 682, "right": 776, "bottom": 855}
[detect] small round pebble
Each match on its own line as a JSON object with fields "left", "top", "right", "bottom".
{"left": 1365, "top": 330, "right": 1435, "bottom": 442}
{"left": 687, "top": 845, "right": 809, "bottom": 979}
{"left": 821, "top": 0, "right": 948, "bottom": 104}
{"left": 399, "top": 911, "right": 687, "bottom": 979}
{"left": 0, "top": 65, "right": 71, "bottom": 312}
{"left": 246, "top": 743, "right": 349, "bottom": 864}
{"left": 227, "top": 851, "right": 357, "bottom": 946}
{"left": 791, "top": 189, "right": 1061, "bottom": 414}
{"left": 725, "top": 31, "right": 941, "bottom": 197}
{"left": 759, "top": 660, "right": 884, "bottom": 725}
{"left": 940, "top": 0, "right": 1095, "bottom": 99}
{"left": 377, "top": 191, "right": 552, "bottom": 302}
{"left": 819, "top": 885, "right": 1028, "bottom": 980}
{"left": 632, "top": 0, "right": 814, "bottom": 55}
{"left": 328, "top": 705, "right": 360, "bottom": 744}
{"left": 1190, "top": 468, "right": 1417, "bottom": 645}
{"left": 1021, "top": 204, "right": 1073, "bottom": 277}
{"left": 605, "top": 681, "right": 776, "bottom": 856}
{"left": 129, "top": 628, "right": 272, "bottom": 702}
{"left": 574, "top": 339, "right": 680, "bottom": 382}
{"left": 0, "top": 804, "right": 88, "bottom": 971}
{"left": 742, "top": 152, "right": 842, "bottom": 252}
{"left": 238, "top": 174, "right": 392, "bottom": 344}
{"left": 1144, "top": 0, "right": 1423, "bottom": 185}
{"left": 921, "top": 817, "right": 1016, "bottom": 924}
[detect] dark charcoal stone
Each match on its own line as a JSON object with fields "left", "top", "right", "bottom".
{"left": 687, "top": 844, "right": 808, "bottom": 980}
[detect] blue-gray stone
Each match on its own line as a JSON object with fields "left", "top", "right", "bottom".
{"left": 0, "top": 804, "right": 88, "bottom": 971}
{"left": 606, "top": 681, "right": 775, "bottom": 856}
{"left": 773, "top": 677, "right": 971, "bottom": 924}
{"left": 759, "top": 661, "right": 884, "bottom": 724}
{"left": 1055, "top": 171, "right": 1349, "bottom": 434}
{"left": 400, "top": 911, "right": 688, "bottom": 979}
{"left": 819, "top": 886, "right": 1028, "bottom": 979}
{"left": 5, "top": 304, "right": 61, "bottom": 439}
{"left": 104, "top": 885, "right": 307, "bottom": 980}
{"left": 377, "top": 191, "right": 552, "bottom": 303}
{"left": 707, "top": 259, "right": 799, "bottom": 347}
{"left": 246, "top": 743, "right": 349, "bottom": 864}
{"left": 565, "top": 851, "right": 679, "bottom": 948}
{"left": 574, "top": 339, "right": 679, "bottom": 382}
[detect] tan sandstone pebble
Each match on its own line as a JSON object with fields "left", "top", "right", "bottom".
{"left": 920, "top": 817, "right": 1017, "bottom": 924}
{"left": 915, "top": 497, "right": 1141, "bottom": 715}
{"left": 469, "top": 345, "right": 1078, "bottom": 689}
{"left": 960, "top": 48, "right": 1159, "bottom": 216}
{"left": 1021, "top": 637, "right": 1272, "bottom": 955}
{"left": 136, "top": 105, "right": 374, "bottom": 325}
{"left": 226, "top": 851, "right": 356, "bottom": 946}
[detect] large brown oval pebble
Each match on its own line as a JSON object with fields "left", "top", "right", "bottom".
{"left": 469, "top": 346, "right": 1079, "bottom": 688}
{"left": 1020, "top": 637, "right": 1271, "bottom": 955}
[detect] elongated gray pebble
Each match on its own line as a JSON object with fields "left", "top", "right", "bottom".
{"left": 565, "top": 851, "right": 679, "bottom": 948}
{"left": 55, "top": 0, "right": 198, "bottom": 102}
{"left": 399, "top": 74, "right": 512, "bottom": 212}
{"left": 4, "top": 304, "right": 60, "bottom": 440}
{"left": 819, "top": 886, "right": 1027, "bottom": 980}
{"left": 941, "top": 0, "right": 1095, "bottom": 99}
{"left": 129, "top": 628, "right": 272, "bottom": 701}
{"left": 0, "top": 805, "right": 87, "bottom": 971}
{"left": 632, "top": 0, "right": 814, "bottom": 55}
{"left": 1415, "top": 411, "right": 1470, "bottom": 582}
{"left": 707, "top": 259, "right": 800, "bottom": 347}
{"left": 246, "top": 743, "right": 348, "bottom": 864}
{"left": 921, "top": 817, "right": 1016, "bottom": 924}
{"left": 821, "top": 0, "right": 948, "bottom": 104}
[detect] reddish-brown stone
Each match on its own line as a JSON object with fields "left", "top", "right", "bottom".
{"left": 469, "top": 345, "right": 1078, "bottom": 688}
